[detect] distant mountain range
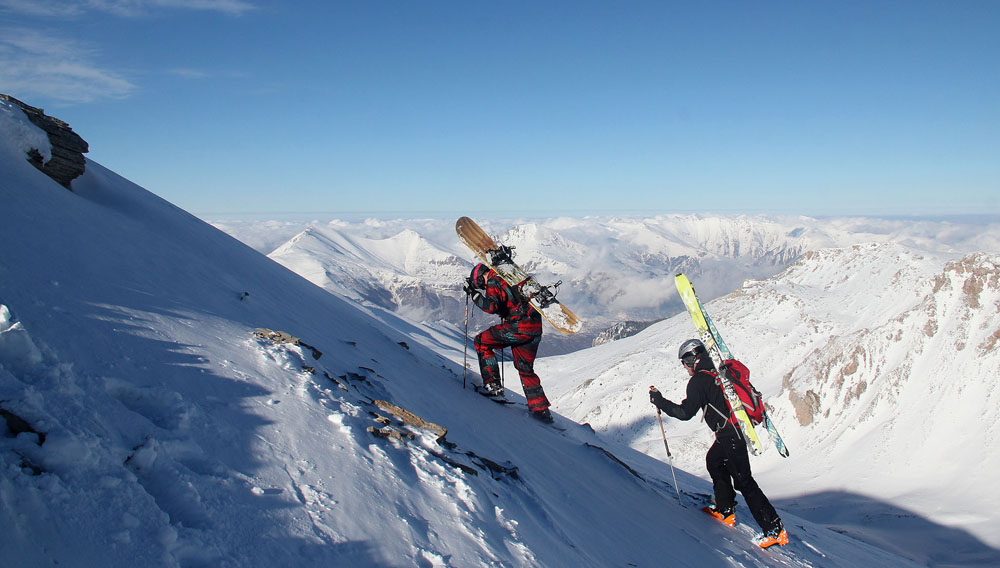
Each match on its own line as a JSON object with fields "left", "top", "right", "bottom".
{"left": 215, "top": 215, "right": 998, "bottom": 356}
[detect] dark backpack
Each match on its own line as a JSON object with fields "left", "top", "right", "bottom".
{"left": 718, "top": 359, "right": 765, "bottom": 425}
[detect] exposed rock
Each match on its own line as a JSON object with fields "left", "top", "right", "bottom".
{"left": 1, "top": 93, "right": 89, "bottom": 189}
{"left": 373, "top": 399, "right": 447, "bottom": 440}
{"left": 366, "top": 425, "right": 416, "bottom": 441}
{"left": 253, "top": 328, "right": 323, "bottom": 359}
{"left": 788, "top": 387, "right": 821, "bottom": 426}
{"left": 592, "top": 319, "right": 661, "bottom": 346}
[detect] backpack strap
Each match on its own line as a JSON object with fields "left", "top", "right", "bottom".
{"left": 703, "top": 369, "right": 741, "bottom": 427}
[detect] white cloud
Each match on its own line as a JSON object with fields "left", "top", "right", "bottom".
{"left": 148, "top": 0, "right": 256, "bottom": 16}
{"left": 168, "top": 68, "right": 211, "bottom": 79}
{"left": 0, "top": 1, "right": 85, "bottom": 17}
{"left": 0, "top": 28, "right": 136, "bottom": 103}
{"left": 0, "top": 1, "right": 256, "bottom": 102}
{"left": 0, "top": 0, "right": 256, "bottom": 17}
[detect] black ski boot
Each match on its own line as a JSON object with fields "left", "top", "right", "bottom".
{"left": 531, "top": 408, "right": 554, "bottom": 424}
{"left": 479, "top": 381, "right": 504, "bottom": 398}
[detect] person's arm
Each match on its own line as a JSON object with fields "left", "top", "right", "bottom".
{"left": 650, "top": 375, "right": 706, "bottom": 421}
{"left": 470, "top": 278, "right": 504, "bottom": 314}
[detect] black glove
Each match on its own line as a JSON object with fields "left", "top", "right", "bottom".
{"left": 462, "top": 277, "right": 477, "bottom": 296}
{"left": 649, "top": 387, "right": 666, "bottom": 408}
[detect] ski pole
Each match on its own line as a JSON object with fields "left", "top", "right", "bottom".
{"left": 651, "top": 386, "right": 682, "bottom": 504}
{"left": 499, "top": 347, "right": 505, "bottom": 389}
{"left": 463, "top": 293, "right": 470, "bottom": 390}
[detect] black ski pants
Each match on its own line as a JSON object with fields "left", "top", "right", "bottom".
{"left": 706, "top": 432, "right": 781, "bottom": 533}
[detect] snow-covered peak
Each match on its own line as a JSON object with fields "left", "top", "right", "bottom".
{"left": 268, "top": 224, "right": 468, "bottom": 322}
{"left": 366, "top": 228, "right": 466, "bottom": 277}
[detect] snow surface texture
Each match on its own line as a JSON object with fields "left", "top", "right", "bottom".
{"left": 215, "top": 212, "right": 999, "bottom": 356}
{"left": 1, "top": 98, "right": 996, "bottom": 566}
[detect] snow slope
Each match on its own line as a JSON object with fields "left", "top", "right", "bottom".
{"left": 539, "top": 242, "right": 1000, "bottom": 565}
{"left": 0, "top": 95, "right": 935, "bottom": 566}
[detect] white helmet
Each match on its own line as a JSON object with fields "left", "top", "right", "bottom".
{"left": 678, "top": 338, "right": 705, "bottom": 361}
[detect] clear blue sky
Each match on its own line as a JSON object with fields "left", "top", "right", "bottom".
{"left": 2, "top": 1, "right": 998, "bottom": 218}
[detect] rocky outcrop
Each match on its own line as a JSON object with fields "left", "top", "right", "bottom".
{"left": 1, "top": 93, "right": 88, "bottom": 189}
{"left": 592, "top": 320, "right": 661, "bottom": 346}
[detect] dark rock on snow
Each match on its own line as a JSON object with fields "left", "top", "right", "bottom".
{"left": 1, "top": 93, "right": 89, "bottom": 189}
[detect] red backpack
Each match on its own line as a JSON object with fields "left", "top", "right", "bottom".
{"left": 717, "top": 359, "right": 765, "bottom": 425}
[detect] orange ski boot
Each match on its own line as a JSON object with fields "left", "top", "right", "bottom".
{"left": 701, "top": 505, "right": 736, "bottom": 527}
{"left": 757, "top": 525, "right": 789, "bottom": 549}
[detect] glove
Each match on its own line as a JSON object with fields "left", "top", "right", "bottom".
{"left": 649, "top": 387, "right": 666, "bottom": 408}
{"left": 469, "top": 289, "right": 486, "bottom": 309}
{"left": 462, "top": 277, "right": 476, "bottom": 296}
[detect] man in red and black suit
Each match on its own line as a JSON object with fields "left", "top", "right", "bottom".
{"left": 465, "top": 263, "right": 553, "bottom": 423}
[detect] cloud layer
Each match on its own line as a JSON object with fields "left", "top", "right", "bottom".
{"left": 0, "top": 27, "right": 135, "bottom": 103}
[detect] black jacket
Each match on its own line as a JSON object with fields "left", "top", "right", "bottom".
{"left": 654, "top": 356, "right": 739, "bottom": 438}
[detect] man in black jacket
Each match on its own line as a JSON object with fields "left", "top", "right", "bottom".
{"left": 649, "top": 339, "right": 787, "bottom": 548}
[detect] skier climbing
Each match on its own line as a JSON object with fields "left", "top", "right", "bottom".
{"left": 464, "top": 263, "right": 553, "bottom": 423}
{"left": 649, "top": 339, "right": 788, "bottom": 548}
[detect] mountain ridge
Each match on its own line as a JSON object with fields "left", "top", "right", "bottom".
{"left": 221, "top": 214, "right": 998, "bottom": 356}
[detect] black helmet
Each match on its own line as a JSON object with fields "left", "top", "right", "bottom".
{"left": 469, "top": 263, "right": 491, "bottom": 289}
{"left": 678, "top": 338, "right": 705, "bottom": 361}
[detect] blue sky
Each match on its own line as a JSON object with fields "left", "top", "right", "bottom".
{"left": 2, "top": 1, "right": 998, "bottom": 218}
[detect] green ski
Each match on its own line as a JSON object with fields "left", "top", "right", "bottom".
{"left": 697, "top": 286, "right": 790, "bottom": 458}
{"left": 675, "top": 274, "right": 789, "bottom": 457}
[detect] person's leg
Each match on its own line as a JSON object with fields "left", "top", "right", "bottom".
{"left": 706, "top": 438, "right": 737, "bottom": 513}
{"left": 474, "top": 326, "right": 511, "bottom": 389}
{"left": 721, "top": 434, "right": 781, "bottom": 533}
{"left": 510, "top": 335, "right": 548, "bottom": 412}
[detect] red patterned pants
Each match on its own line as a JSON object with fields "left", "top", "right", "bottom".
{"left": 474, "top": 324, "right": 550, "bottom": 412}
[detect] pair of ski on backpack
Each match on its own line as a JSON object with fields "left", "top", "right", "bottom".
{"left": 712, "top": 359, "right": 765, "bottom": 426}
{"left": 675, "top": 273, "right": 789, "bottom": 458}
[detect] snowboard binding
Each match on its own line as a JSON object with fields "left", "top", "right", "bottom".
{"left": 487, "top": 245, "right": 515, "bottom": 266}
{"left": 486, "top": 245, "right": 563, "bottom": 308}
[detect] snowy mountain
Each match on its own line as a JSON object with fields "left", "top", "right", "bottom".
{"left": 0, "top": 93, "right": 949, "bottom": 566}
{"left": 538, "top": 242, "right": 1000, "bottom": 564}
{"left": 216, "top": 214, "right": 999, "bottom": 356}
{"left": 592, "top": 320, "right": 661, "bottom": 346}
{"left": 268, "top": 225, "right": 469, "bottom": 322}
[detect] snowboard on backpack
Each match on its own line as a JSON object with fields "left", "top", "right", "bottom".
{"left": 674, "top": 273, "right": 789, "bottom": 457}
{"left": 456, "top": 216, "right": 582, "bottom": 334}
